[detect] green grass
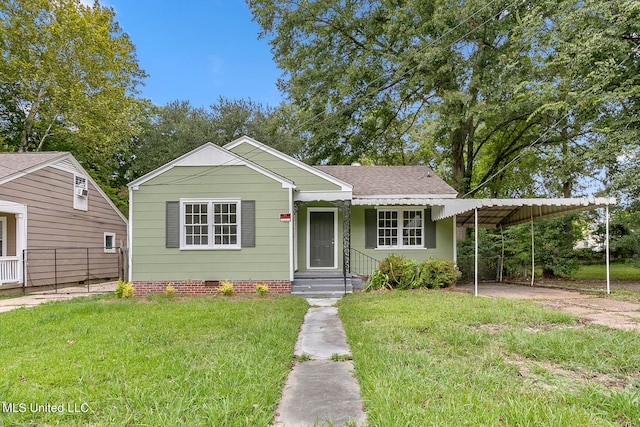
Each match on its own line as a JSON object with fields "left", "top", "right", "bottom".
{"left": 572, "top": 263, "right": 640, "bottom": 280}
{"left": 339, "top": 291, "right": 640, "bottom": 426}
{"left": 0, "top": 294, "right": 308, "bottom": 426}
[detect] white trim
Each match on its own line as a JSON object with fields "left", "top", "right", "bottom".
{"left": 452, "top": 214, "right": 457, "bottom": 265}
{"left": 0, "top": 201, "right": 27, "bottom": 284}
{"left": 295, "top": 190, "right": 352, "bottom": 202}
{"left": 306, "top": 207, "right": 339, "bottom": 270}
{"left": 0, "top": 217, "right": 6, "bottom": 257}
{"left": 104, "top": 232, "right": 116, "bottom": 253}
{"left": 224, "top": 136, "right": 353, "bottom": 191}
{"left": 129, "top": 142, "right": 295, "bottom": 190}
{"left": 352, "top": 196, "right": 455, "bottom": 206}
{"left": 128, "top": 186, "right": 133, "bottom": 282}
{"left": 179, "top": 198, "right": 241, "bottom": 250}
{"left": 375, "top": 207, "right": 425, "bottom": 250}
{"left": 288, "top": 188, "right": 294, "bottom": 281}
{"left": 0, "top": 152, "right": 68, "bottom": 186}
{"left": 73, "top": 174, "right": 89, "bottom": 211}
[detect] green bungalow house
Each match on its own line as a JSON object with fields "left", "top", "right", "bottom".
{"left": 127, "top": 136, "right": 459, "bottom": 296}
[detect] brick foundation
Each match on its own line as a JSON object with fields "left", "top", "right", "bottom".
{"left": 132, "top": 280, "right": 292, "bottom": 296}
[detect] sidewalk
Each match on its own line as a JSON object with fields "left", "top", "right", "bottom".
{"left": 273, "top": 298, "right": 367, "bottom": 427}
{"left": 0, "top": 282, "right": 116, "bottom": 313}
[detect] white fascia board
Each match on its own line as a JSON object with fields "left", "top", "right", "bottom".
{"left": 352, "top": 195, "right": 458, "bottom": 206}
{"left": 0, "top": 153, "right": 69, "bottom": 186}
{"left": 294, "top": 190, "right": 353, "bottom": 202}
{"left": 128, "top": 142, "right": 295, "bottom": 190}
{"left": 224, "top": 135, "right": 353, "bottom": 191}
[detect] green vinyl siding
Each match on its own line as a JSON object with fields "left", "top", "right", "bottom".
{"left": 350, "top": 205, "right": 455, "bottom": 263}
{"left": 131, "top": 165, "right": 290, "bottom": 281}
{"left": 229, "top": 142, "right": 341, "bottom": 192}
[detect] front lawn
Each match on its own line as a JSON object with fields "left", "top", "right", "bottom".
{"left": 572, "top": 263, "right": 640, "bottom": 280}
{"left": 0, "top": 294, "right": 308, "bottom": 426}
{"left": 339, "top": 291, "right": 640, "bottom": 426}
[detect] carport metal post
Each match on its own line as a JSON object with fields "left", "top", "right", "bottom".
{"left": 474, "top": 207, "right": 478, "bottom": 297}
{"left": 530, "top": 209, "right": 535, "bottom": 287}
{"left": 606, "top": 204, "right": 610, "bottom": 295}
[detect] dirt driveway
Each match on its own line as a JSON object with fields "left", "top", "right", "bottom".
{"left": 455, "top": 282, "right": 640, "bottom": 332}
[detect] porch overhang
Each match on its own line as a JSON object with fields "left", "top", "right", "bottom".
{"left": 431, "top": 197, "right": 616, "bottom": 228}
{"left": 351, "top": 194, "right": 457, "bottom": 206}
{"left": 294, "top": 190, "right": 352, "bottom": 202}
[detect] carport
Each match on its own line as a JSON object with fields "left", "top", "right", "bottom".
{"left": 432, "top": 197, "right": 616, "bottom": 296}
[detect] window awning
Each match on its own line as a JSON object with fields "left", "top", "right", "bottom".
{"left": 431, "top": 197, "right": 616, "bottom": 228}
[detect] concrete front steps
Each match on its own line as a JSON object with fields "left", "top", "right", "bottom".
{"left": 292, "top": 272, "right": 353, "bottom": 298}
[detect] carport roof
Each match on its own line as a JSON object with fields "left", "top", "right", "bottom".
{"left": 432, "top": 197, "right": 616, "bottom": 228}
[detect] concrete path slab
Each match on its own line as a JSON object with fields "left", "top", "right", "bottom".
{"left": 0, "top": 283, "right": 116, "bottom": 313}
{"left": 273, "top": 298, "right": 367, "bottom": 427}
{"left": 295, "top": 306, "right": 351, "bottom": 359}
{"left": 274, "top": 360, "right": 366, "bottom": 427}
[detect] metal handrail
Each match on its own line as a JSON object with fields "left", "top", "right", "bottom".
{"left": 350, "top": 248, "right": 380, "bottom": 278}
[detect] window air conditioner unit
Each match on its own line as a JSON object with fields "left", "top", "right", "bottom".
{"left": 76, "top": 187, "right": 88, "bottom": 197}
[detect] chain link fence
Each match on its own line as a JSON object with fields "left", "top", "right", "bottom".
{"left": 23, "top": 247, "right": 126, "bottom": 293}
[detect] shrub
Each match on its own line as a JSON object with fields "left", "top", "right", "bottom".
{"left": 255, "top": 284, "right": 268, "bottom": 296}
{"left": 365, "top": 269, "right": 392, "bottom": 291}
{"left": 366, "top": 255, "right": 461, "bottom": 290}
{"left": 115, "top": 279, "right": 135, "bottom": 298}
{"left": 220, "top": 281, "right": 234, "bottom": 296}
{"left": 419, "top": 259, "right": 462, "bottom": 289}
{"left": 166, "top": 283, "right": 176, "bottom": 297}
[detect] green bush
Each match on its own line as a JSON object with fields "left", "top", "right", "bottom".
{"left": 255, "top": 284, "right": 268, "bottom": 296}
{"left": 366, "top": 254, "right": 461, "bottom": 291}
{"left": 419, "top": 258, "right": 461, "bottom": 289}
{"left": 219, "top": 281, "right": 234, "bottom": 296}
{"left": 115, "top": 279, "right": 135, "bottom": 298}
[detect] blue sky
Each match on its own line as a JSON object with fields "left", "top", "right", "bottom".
{"left": 101, "top": 0, "right": 283, "bottom": 109}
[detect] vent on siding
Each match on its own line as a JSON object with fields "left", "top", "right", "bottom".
{"left": 52, "top": 158, "right": 81, "bottom": 176}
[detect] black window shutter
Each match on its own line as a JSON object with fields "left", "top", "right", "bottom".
{"left": 166, "top": 201, "right": 180, "bottom": 248}
{"left": 424, "top": 208, "right": 436, "bottom": 248}
{"left": 241, "top": 200, "right": 256, "bottom": 248}
{"left": 365, "top": 209, "right": 377, "bottom": 249}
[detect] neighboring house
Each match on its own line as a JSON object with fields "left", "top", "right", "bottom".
{"left": 128, "top": 136, "right": 458, "bottom": 296}
{"left": 0, "top": 152, "right": 128, "bottom": 289}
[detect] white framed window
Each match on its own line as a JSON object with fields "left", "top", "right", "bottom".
{"left": 377, "top": 208, "right": 423, "bottom": 249}
{"left": 73, "top": 175, "right": 88, "bottom": 211}
{"left": 104, "top": 232, "right": 116, "bottom": 253}
{"left": 181, "top": 199, "right": 241, "bottom": 249}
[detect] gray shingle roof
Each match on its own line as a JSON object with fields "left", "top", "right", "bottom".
{"left": 314, "top": 165, "right": 457, "bottom": 197}
{"left": 0, "top": 152, "right": 67, "bottom": 181}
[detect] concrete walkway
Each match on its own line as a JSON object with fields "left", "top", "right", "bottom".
{"left": 273, "top": 298, "right": 367, "bottom": 427}
{"left": 0, "top": 282, "right": 116, "bottom": 313}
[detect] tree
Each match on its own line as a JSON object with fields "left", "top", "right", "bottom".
{"left": 248, "top": 0, "right": 640, "bottom": 198}
{"left": 0, "top": 0, "right": 146, "bottom": 172}
{"left": 126, "top": 97, "right": 307, "bottom": 181}
{"left": 249, "top": 0, "right": 560, "bottom": 194}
